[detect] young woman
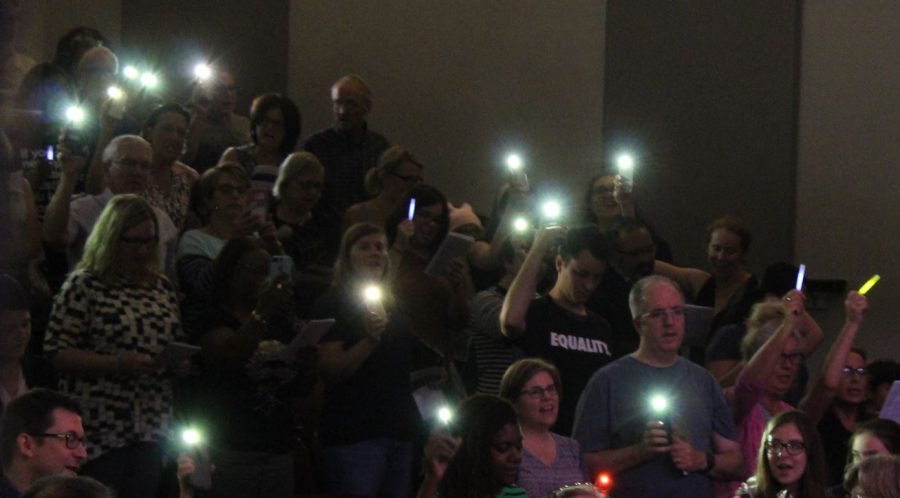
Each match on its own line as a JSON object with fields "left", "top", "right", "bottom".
{"left": 312, "top": 222, "right": 434, "bottom": 498}
{"left": 499, "top": 358, "right": 587, "bottom": 498}
{"left": 736, "top": 410, "right": 828, "bottom": 498}
{"left": 437, "top": 395, "right": 527, "bottom": 498}
{"left": 45, "top": 194, "right": 183, "bottom": 498}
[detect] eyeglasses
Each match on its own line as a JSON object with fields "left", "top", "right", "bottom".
{"left": 765, "top": 437, "right": 806, "bottom": 456}
{"left": 778, "top": 352, "right": 805, "bottom": 366}
{"left": 29, "top": 432, "right": 87, "bottom": 449}
{"left": 640, "top": 306, "right": 686, "bottom": 322}
{"left": 216, "top": 184, "right": 249, "bottom": 196}
{"left": 520, "top": 384, "right": 558, "bottom": 399}
{"left": 842, "top": 366, "right": 868, "bottom": 378}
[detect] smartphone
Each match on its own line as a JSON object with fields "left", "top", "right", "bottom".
{"left": 188, "top": 448, "right": 212, "bottom": 490}
{"left": 269, "top": 255, "right": 294, "bottom": 283}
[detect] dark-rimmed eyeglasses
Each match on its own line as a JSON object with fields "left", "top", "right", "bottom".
{"left": 29, "top": 432, "right": 86, "bottom": 449}
{"left": 765, "top": 437, "right": 805, "bottom": 456}
{"left": 778, "top": 352, "right": 805, "bottom": 366}
{"left": 520, "top": 384, "right": 558, "bottom": 399}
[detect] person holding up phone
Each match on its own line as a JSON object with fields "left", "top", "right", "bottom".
{"left": 176, "top": 163, "right": 282, "bottom": 336}
{"left": 182, "top": 70, "right": 251, "bottom": 174}
{"left": 311, "top": 222, "right": 437, "bottom": 498}
{"left": 190, "top": 236, "right": 316, "bottom": 498}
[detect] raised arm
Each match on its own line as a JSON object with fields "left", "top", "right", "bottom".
{"left": 500, "top": 225, "right": 562, "bottom": 337}
{"left": 799, "top": 291, "right": 867, "bottom": 424}
{"left": 652, "top": 260, "right": 710, "bottom": 301}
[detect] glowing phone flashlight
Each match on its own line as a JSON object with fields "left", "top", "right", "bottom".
{"left": 512, "top": 216, "right": 530, "bottom": 233}
{"left": 123, "top": 65, "right": 140, "bottom": 80}
{"left": 65, "top": 105, "right": 86, "bottom": 124}
{"left": 542, "top": 200, "right": 561, "bottom": 221}
{"left": 193, "top": 63, "right": 213, "bottom": 81}
{"left": 616, "top": 153, "right": 635, "bottom": 184}
{"left": 140, "top": 72, "right": 159, "bottom": 89}
{"left": 649, "top": 394, "right": 672, "bottom": 444}
{"left": 437, "top": 406, "right": 453, "bottom": 425}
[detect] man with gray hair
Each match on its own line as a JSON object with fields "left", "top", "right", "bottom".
{"left": 42, "top": 135, "right": 176, "bottom": 272}
{"left": 304, "top": 74, "right": 390, "bottom": 219}
{"left": 572, "top": 275, "right": 743, "bottom": 498}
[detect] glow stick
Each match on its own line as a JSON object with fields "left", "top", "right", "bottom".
{"left": 795, "top": 264, "right": 806, "bottom": 291}
{"left": 858, "top": 274, "right": 880, "bottom": 295}
{"left": 408, "top": 198, "right": 416, "bottom": 220}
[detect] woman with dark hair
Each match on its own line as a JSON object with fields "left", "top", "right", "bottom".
{"left": 342, "top": 145, "right": 424, "bottom": 233}
{"left": 176, "top": 163, "right": 282, "bottom": 334}
{"left": 437, "top": 395, "right": 526, "bottom": 498}
{"left": 386, "top": 184, "right": 471, "bottom": 361}
{"left": 499, "top": 359, "right": 587, "bottom": 498}
{"left": 736, "top": 410, "right": 828, "bottom": 498}
{"left": 312, "top": 222, "right": 432, "bottom": 498}
{"left": 220, "top": 92, "right": 301, "bottom": 191}
{"left": 799, "top": 291, "right": 870, "bottom": 486}
{"left": 141, "top": 104, "right": 198, "bottom": 228}
{"left": 191, "top": 236, "right": 314, "bottom": 498}
{"left": 848, "top": 419, "right": 900, "bottom": 464}
{"left": 44, "top": 195, "right": 183, "bottom": 498}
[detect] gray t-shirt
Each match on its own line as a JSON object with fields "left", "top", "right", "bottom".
{"left": 572, "top": 355, "right": 737, "bottom": 498}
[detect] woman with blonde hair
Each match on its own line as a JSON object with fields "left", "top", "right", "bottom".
{"left": 273, "top": 152, "right": 339, "bottom": 316}
{"left": 342, "top": 145, "right": 423, "bottom": 233}
{"left": 45, "top": 194, "right": 184, "bottom": 498}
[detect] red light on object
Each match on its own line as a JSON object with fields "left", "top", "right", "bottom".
{"left": 595, "top": 472, "right": 612, "bottom": 492}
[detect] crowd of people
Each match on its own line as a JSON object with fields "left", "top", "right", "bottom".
{"left": 1, "top": 24, "right": 900, "bottom": 498}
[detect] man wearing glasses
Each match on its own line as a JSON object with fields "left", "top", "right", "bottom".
{"left": 42, "top": 135, "right": 176, "bottom": 274}
{"left": 572, "top": 275, "right": 743, "bottom": 498}
{"left": 0, "top": 389, "right": 86, "bottom": 497}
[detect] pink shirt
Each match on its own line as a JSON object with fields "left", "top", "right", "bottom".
{"left": 715, "top": 370, "right": 793, "bottom": 498}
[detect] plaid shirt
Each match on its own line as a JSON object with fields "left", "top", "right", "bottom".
{"left": 303, "top": 123, "right": 389, "bottom": 217}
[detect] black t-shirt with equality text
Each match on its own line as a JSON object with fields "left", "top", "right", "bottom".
{"left": 514, "top": 295, "right": 615, "bottom": 436}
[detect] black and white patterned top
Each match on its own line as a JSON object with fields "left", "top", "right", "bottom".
{"left": 45, "top": 270, "right": 183, "bottom": 459}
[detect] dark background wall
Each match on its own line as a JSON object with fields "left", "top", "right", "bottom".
{"left": 602, "top": 0, "right": 801, "bottom": 273}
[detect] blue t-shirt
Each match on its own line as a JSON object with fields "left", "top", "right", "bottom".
{"left": 572, "top": 355, "right": 737, "bottom": 498}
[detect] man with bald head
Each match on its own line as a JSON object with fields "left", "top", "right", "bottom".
{"left": 304, "top": 74, "right": 389, "bottom": 219}
{"left": 573, "top": 275, "right": 743, "bottom": 498}
{"left": 42, "top": 135, "right": 176, "bottom": 272}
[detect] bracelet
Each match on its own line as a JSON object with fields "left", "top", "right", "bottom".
{"left": 251, "top": 310, "right": 268, "bottom": 326}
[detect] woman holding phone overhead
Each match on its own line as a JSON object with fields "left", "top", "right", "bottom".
{"left": 386, "top": 184, "right": 473, "bottom": 362}
{"left": 311, "top": 222, "right": 436, "bottom": 498}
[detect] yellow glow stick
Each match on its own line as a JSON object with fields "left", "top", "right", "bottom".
{"left": 858, "top": 274, "right": 880, "bottom": 295}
